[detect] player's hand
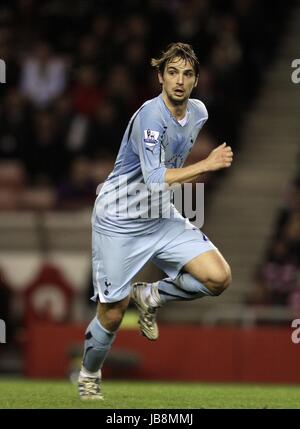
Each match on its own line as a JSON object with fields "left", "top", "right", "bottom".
{"left": 204, "top": 142, "right": 233, "bottom": 172}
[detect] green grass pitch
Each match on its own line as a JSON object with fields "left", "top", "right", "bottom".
{"left": 0, "top": 379, "right": 299, "bottom": 409}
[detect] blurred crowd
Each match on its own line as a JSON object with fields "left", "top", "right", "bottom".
{"left": 249, "top": 170, "right": 300, "bottom": 312}
{"left": 0, "top": 0, "right": 295, "bottom": 210}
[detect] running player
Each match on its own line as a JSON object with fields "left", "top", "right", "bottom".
{"left": 78, "top": 42, "right": 233, "bottom": 399}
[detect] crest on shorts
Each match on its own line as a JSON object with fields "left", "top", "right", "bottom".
{"left": 104, "top": 279, "right": 112, "bottom": 296}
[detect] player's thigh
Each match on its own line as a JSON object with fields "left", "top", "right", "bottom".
{"left": 92, "top": 229, "right": 155, "bottom": 304}
{"left": 152, "top": 221, "right": 217, "bottom": 280}
{"left": 183, "top": 248, "right": 231, "bottom": 285}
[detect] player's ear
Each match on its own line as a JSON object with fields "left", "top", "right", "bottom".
{"left": 158, "top": 72, "right": 163, "bottom": 85}
{"left": 194, "top": 75, "right": 199, "bottom": 88}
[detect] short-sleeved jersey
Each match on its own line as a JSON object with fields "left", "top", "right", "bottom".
{"left": 92, "top": 94, "right": 208, "bottom": 236}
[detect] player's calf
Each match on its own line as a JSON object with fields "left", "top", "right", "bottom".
{"left": 78, "top": 315, "right": 116, "bottom": 399}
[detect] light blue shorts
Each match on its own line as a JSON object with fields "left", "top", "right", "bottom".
{"left": 92, "top": 217, "right": 217, "bottom": 303}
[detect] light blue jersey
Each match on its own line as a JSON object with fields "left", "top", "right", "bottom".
{"left": 92, "top": 94, "right": 208, "bottom": 236}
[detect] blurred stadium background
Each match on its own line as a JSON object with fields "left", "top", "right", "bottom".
{"left": 0, "top": 0, "right": 300, "bottom": 395}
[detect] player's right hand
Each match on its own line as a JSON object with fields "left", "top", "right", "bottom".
{"left": 204, "top": 142, "right": 233, "bottom": 172}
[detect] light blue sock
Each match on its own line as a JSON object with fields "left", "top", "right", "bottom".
{"left": 157, "top": 273, "right": 214, "bottom": 304}
{"left": 82, "top": 317, "right": 116, "bottom": 373}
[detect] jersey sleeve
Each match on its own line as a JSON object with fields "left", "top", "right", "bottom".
{"left": 131, "top": 106, "right": 167, "bottom": 189}
{"left": 193, "top": 99, "right": 209, "bottom": 128}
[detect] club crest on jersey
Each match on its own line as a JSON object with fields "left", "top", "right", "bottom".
{"left": 144, "top": 129, "right": 159, "bottom": 151}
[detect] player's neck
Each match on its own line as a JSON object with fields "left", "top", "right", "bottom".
{"left": 161, "top": 93, "right": 188, "bottom": 121}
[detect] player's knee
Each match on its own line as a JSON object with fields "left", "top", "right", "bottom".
{"left": 103, "top": 310, "right": 124, "bottom": 332}
{"left": 99, "top": 307, "right": 126, "bottom": 332}
{"left": 97, "top": 297, "right": 129, "bottom": 332}
{"left": 209, "top": 265, "right": 232, "bottom": 296}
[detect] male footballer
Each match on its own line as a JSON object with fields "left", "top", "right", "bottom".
{"left": 78, "top": 42, "right": 233, "bottom": 399}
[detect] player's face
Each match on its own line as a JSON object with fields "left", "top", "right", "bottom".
{"left": 159, "top": 57, "right": 198, "bottom": 104}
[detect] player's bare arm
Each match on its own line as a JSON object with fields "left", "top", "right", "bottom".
{"left": 165, "top": 142, "right": 233, "bottom": 185}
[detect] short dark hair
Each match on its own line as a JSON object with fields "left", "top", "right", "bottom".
{"left": 151, "top": 42, "right": 200, "bottom": 76}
